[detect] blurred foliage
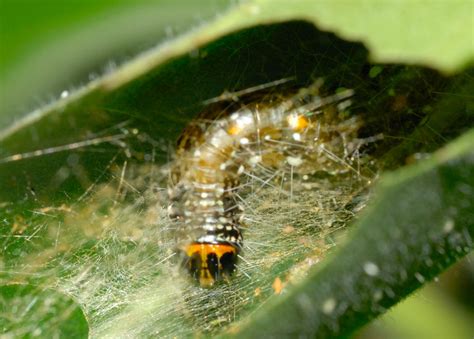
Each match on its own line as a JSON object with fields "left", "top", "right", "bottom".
{"left": 357, "top": 255, "right": 474, "bottom": 339}
{"left": 0, "top": 0, "right": 232, "bottom": 127}
{"left": 0, "top": 284, "right": 88, "bottom": 338}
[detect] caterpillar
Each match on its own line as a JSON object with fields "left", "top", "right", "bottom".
{"left": 168, "top": 80, "right": 361, "bottom": 287}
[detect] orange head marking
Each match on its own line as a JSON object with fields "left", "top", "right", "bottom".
{"left": 183, "top": 242, "right": 239, "bottom": 287}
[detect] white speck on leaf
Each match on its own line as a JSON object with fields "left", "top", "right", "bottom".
{"left": 322, "top": 298, "right": 337, "bottom": 314}
{"left": 414, "top": 272, "right": 425, "bottom": 283}
{"left": 373, "top": 290, "right": 383, "bottom": 302}
{"left": 363, "top": 262, "right": 380, "bottom": 276}
{"left": 443, "top": 218, "right": 454, "bottom": 233}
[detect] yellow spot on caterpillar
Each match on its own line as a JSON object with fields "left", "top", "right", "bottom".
{"left": 287, "top": 113, "right": 309, "bottom": 131}
{"left": 227, "top": 123, "right": 242, "bottom": 136}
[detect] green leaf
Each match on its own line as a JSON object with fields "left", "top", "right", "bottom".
{"left": 0, "top": 284, "right": 89, "bottom": 337}
{"left": 228, "top": 129, "right": 474, "bottom": 338}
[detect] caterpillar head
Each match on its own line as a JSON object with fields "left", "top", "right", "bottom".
{"left": 181, "top": 241, "right": 239, "bottom": 288}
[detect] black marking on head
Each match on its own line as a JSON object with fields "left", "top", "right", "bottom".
{"left": 187, "top": 252, "right": 201, "bottom": 281}
{"left": 207, "top": 253, "right": 219, "bottom": 281}
{"left": 220, "top": 251, "right": 237, "bottom": 276}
